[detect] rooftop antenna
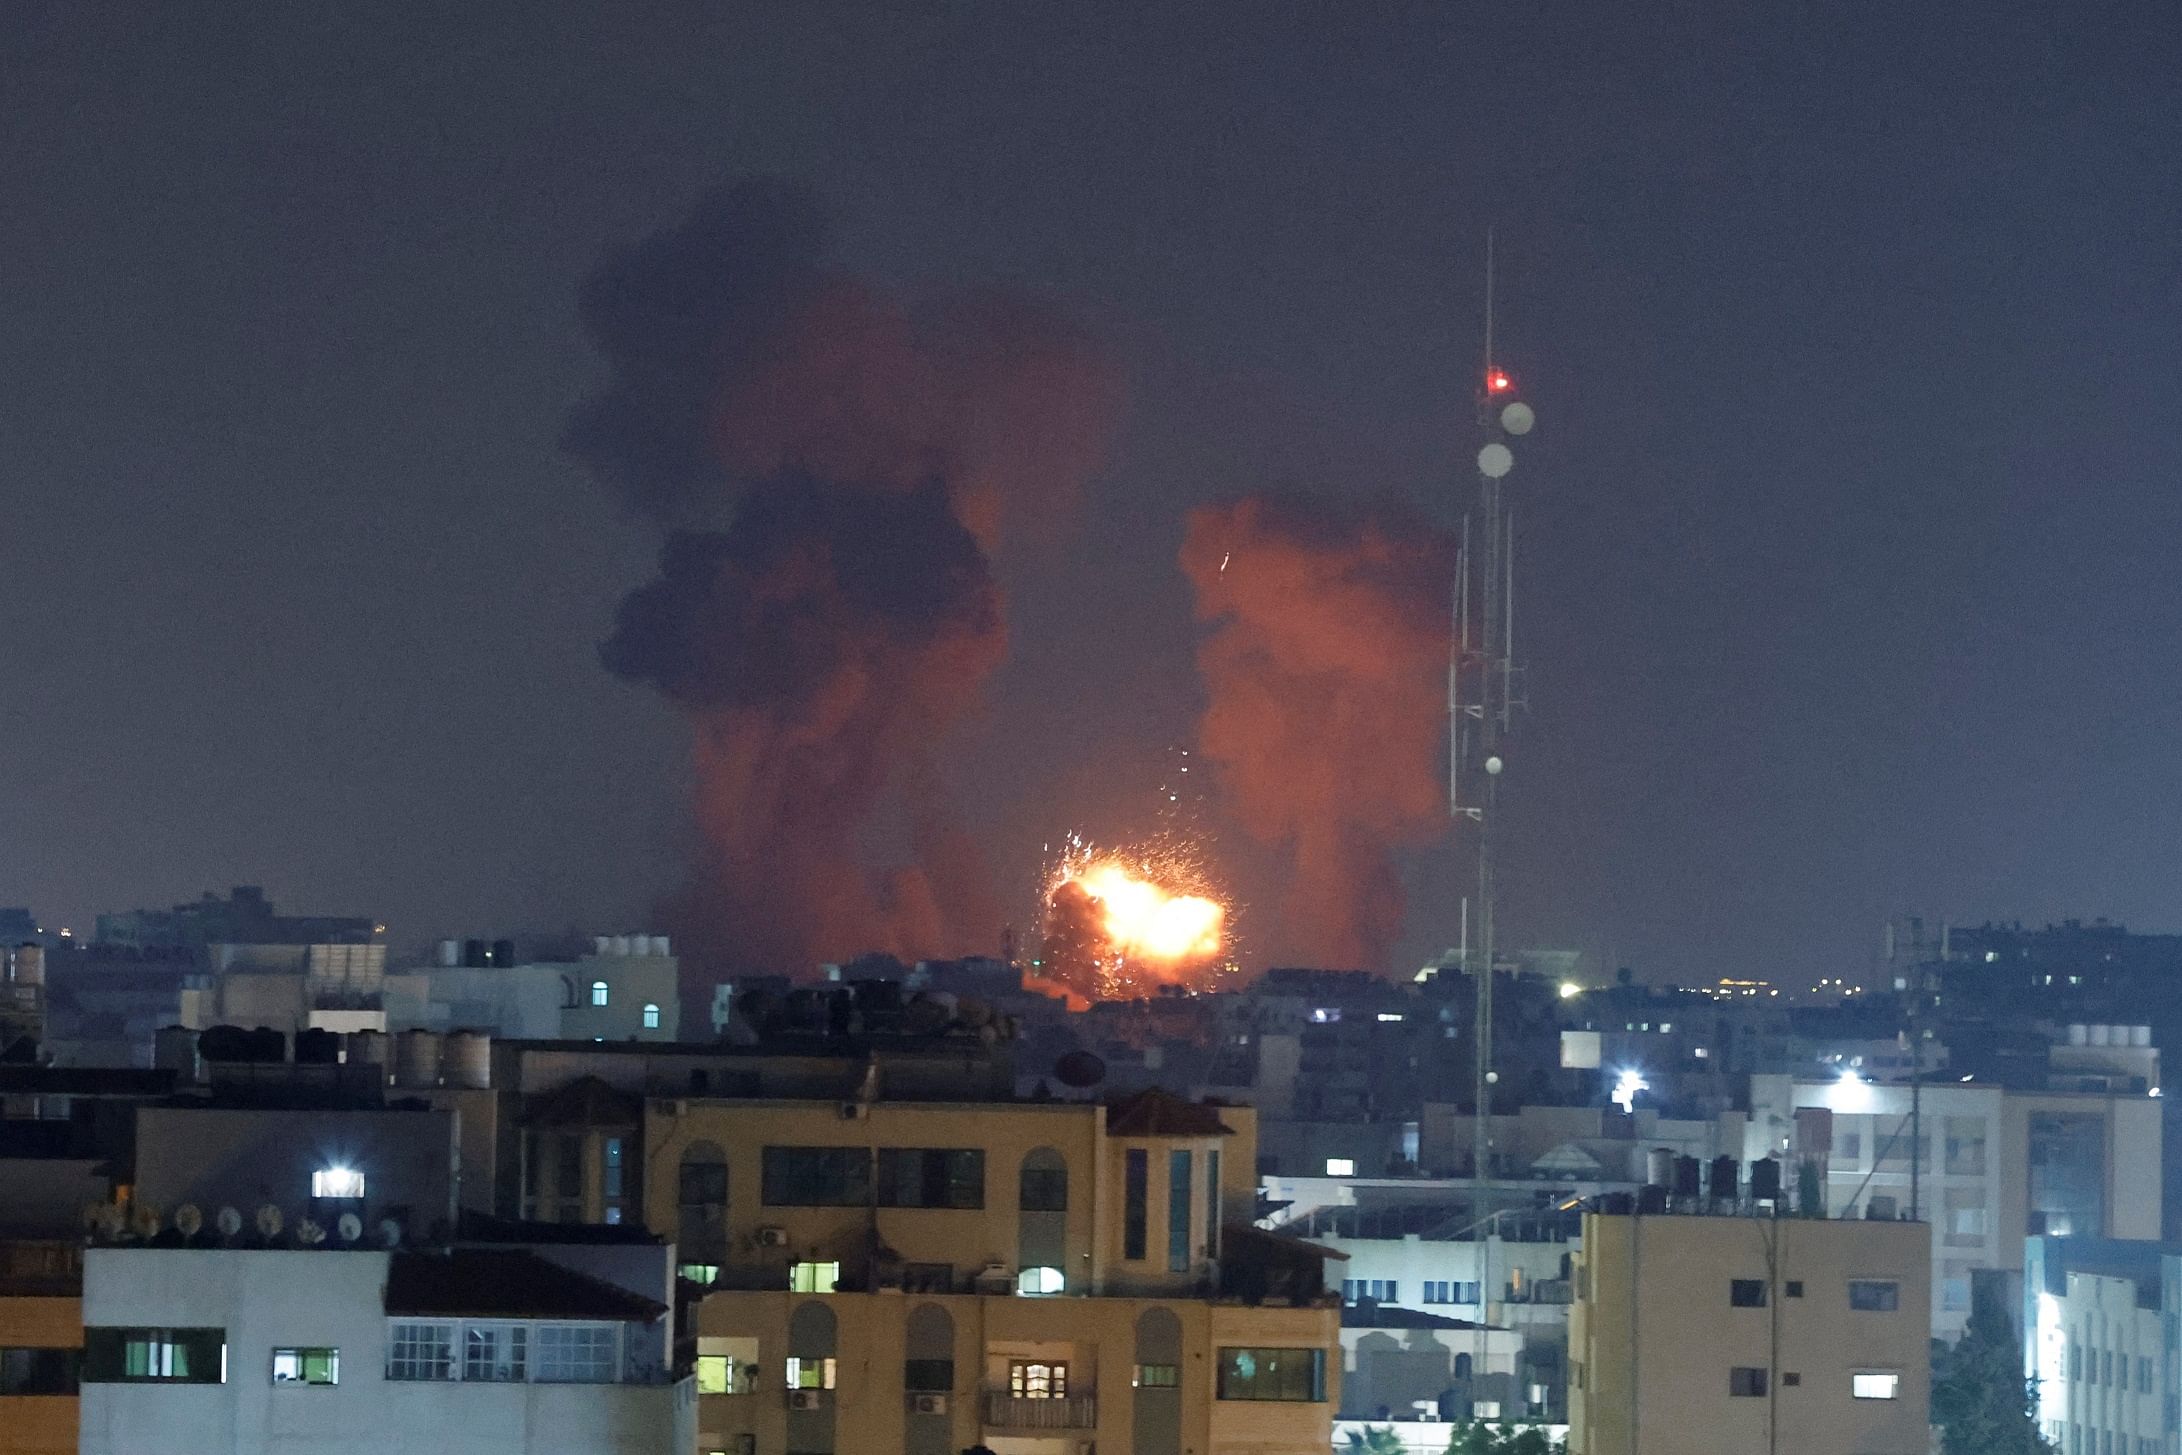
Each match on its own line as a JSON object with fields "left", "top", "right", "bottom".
{"left": 1451, "top": 226, "right": 1535, "bottom": 1394}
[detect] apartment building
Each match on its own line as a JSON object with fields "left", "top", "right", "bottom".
{"left": 645, "top": 1083, "right": 1341, "bottom": 1455}
{"left": 76, "top": 1243, "right": 680, "bottom": 1455}
{"left": 1568, "top": 1211, "right": 1930, "bottom": 1455}
{"left": 0, "top": 1240, "right": 80, "bottom": 1455}
{"left": 1749, "top": 1073, "right": 2162, "bottom": 1339}
{"left": 2024, "top": 1237, "right": 2181, "bottom": 1455}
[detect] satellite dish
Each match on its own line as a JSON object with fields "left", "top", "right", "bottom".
{"left": 378, "top": 1218, "right": 403, "bottom": 1248}
{"left": 129, "top": 1204, "right": 160, "bottom": 1239}
{"left": 1055, "top": 1050, "right": 1107, "bottom": 1088}
{"left": 295, "top": 1218, "right": 326, "bottom": 1246}
{"left": 1478, "top": 443, "right": 1514, "bottom": 479}
{"left": 216, "top": 1206, "right": 243, "bottom": 1238}
{"left": 173, "top": 1204, "right": 203, "bottom": 1237}
{"left": 255, "top": 1204, "right": 284, "bottom": 1239}
{"left": 1485, "top": 755, "right": 1504, "bottom": 776}
{"left": 1500, "top": 400, "right": 1536, "bottom": 436}
{"left": 337, "top": 1213, "right": 363, "bottom": 1243}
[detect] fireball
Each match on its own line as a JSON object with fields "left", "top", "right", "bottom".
{"left": 1036, "top": 833, "right": 1231, "bottom": 1001}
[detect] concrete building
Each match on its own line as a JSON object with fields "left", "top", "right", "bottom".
{"left": 384, "top": 937, "right": 679, "bottom": 1044}
{"left": 1339, "top": 1303, "right": 1524, "bottom": 1424}
{"left": 645, "top": 1082, "right": 1342, "bottom": 1455}
{"left": 0, "top": 1240, "right": 81, "bottom": 1455}
{"left": 1750, "top": 1072, "right": 2162, "bottom": 1338}
{"left": 2023, "top": 1237, "right": 2181, "bottom": 1455}
{"left": 1569, "top": 1211, "right": 1930, "bottom": 1455}
{"left": 0, "top": 944, "right": 46, "bottom": 1064}
{"left": 77, "top": 1243, "right": 679, "bottom": 1455}
{"left": 92, "top": 886, "right": 375, "bottom": 952}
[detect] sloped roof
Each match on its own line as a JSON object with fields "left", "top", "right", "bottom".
{"left": 385, "top": 1249, "right": 665, "bottom": 1322}
{"left": 1104, "top": 1087, "right": 1234, "bottom": 1137}
{"left": 1343, "top": 1304, "right": 1494, "bottom": 1331}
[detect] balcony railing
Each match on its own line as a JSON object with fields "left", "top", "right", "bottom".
{"left": 983, "top": 1391, "right": 1097, "bottom": 1429}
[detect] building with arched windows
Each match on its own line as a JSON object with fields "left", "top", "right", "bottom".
{"left": 648, "top": 1085, "right": 1341, "bottom": 1455}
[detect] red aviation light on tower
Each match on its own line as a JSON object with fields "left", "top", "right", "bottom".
{"left": 1486, "top": 368, "right": 1514, "bottom": 394}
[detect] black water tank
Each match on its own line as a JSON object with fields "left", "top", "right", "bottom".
{"left": 490, "top": 938, "right": 515, "bottom": 967}
{"left": 197, "top": 1024, "right": 251, "bottom": 1063}
{"left": 294, "top": 1027, "right": 340, "bottom": 1064}
{"left": 1749, "top": 1157, "right": 1782, "bottom": 1201}
{"left": 1673, "top": 1156, "right": 1702, "bottom": 1198}
{"left": 246, "top": 1026, "right": 286, "bottom": 1063}
{"left": 1636, "top": 1184, "right": 1668, "bottom": 1215}
{"left": 1709, "top": 1155, "right": 1740, "bottom": 1200}
{"left": 462, "top": 939, "right": 486, "bottom": 968}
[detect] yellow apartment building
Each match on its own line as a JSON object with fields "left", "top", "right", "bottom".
{"left": 640, "top": 1083, "right": 1341, "bottom": 1455}
{"left": 1568, "top": 1210, "right": 1929, "bottom": 1455}
{"left": 0, "top": 1241, "right": 82, "bottom": 1455}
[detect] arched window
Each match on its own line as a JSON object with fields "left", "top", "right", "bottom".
{"left": 560, "top": 977, "right": 578, "bottom": 1010}
{"left": 642, "top": 1003, "right": 661, "bottom": 1029}
{"left": 1454, "top": 1352, "right": 1474, "bottom": 1380}
{"left": 590, "top": 980, "right": 609, "bottom": 1007}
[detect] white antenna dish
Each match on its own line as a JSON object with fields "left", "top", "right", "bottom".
{"left": 1478, "top": 443, "right": 1514, "bottom": 479}
{"left": 216, "top": 1206, "right": 243, "bottom": 1237}
{"left": 1500, "top": 400, "right": 1535, "bottom": 436}
{"left": 129, "top": 1204, "right": 160, "bottom": 1239}
{"left": 255, "top": 1204, "right": 284, "bottom": 1238}
{"left": 378, "top": 1218, "right": 403, "bottom": 1248}
{"left": 173, "top": 1204, "right": 203, "bottom": 1238}
{"left": 295, "top": 1218, "right": 326, "bottom": 1246}
{"left": 337, "top": 1213, "right": 363, "bottom": 1243}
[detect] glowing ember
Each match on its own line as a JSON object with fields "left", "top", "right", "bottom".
{"left": 1037, "top": 833, "right": 1232, "bottom": 1002}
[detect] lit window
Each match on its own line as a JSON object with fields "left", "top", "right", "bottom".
{"left": 678, "top": 1263, "right": 720, "bottom": 1286}
{"left": 84, "top": 1328, "right": 227, "bottom": 1384}
{"left": 789, "top": 1261, "right": 840, "bottom": 1293}
{"left": 1217, "top": 1347, "right": 1324, "bottom": 1402}
{"left": 591, "top": 980, "right": 609, "bottom": 1006}
{"left": 642, "top": 1003, "right": 661, "bottom": 1029}
{"left": 1324, "top": 1158, "right": 1356, "bottom": 1177}
{"left": 1135, "top": 1363, "right": 1180, "bottom": 1388}
{"left": 786, "top": 1356, "right": 836, "bottom": 1389}
{"left": 312, "top": 1167, "right": 365, "bottom": 1199}
{"left": 1016, "top": 1266, "right": 1065, "bottom": 1296}
{"left": 1853, "top": 1372, "right": 1901, "bottom": 1400}
{"left": 271, "top": 1347, "right": 338, "bottom": 1386}
{"left": 464, "top": 1324, "right": 526, "bottom": 1382}
{"left": 695, "top": 1355, "right": 736, "bottom": 1394}
{"left": 1010, "top": 1360, "right": 1069, "bottom": 1398}
{"left": 386, "top": 1323, "right": 454, "bottom": 1381}
{"left": 534, "top": 1324, "right": 617, "bottom": 1383}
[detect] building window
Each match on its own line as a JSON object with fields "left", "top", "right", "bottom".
{"left": 1852, "top": 1372, "right": 1900, "bottom": 1400}
{"left": 1730, "top": 1279, "right": 1767, "bottom": 1308}
{"left": 1730, "top": 1367, "right": 1769, "bottom": 1397}
{"left": 0, "top": 1348, "right": 80, "bottom": 1395}
{"left": 1785, "top": 1281, "right": 1804, "bottom": 1298}
{"left": 1020, "top": 1161, "right": 1069, "bottom": 1213}
{"left": 270, "top": 1347, "right": 338, "bottom": 1386}
{"left": 1169, "top": 1149, "right": 1194, "bottom": 1272}
{"left": 1849, "top": 1280, "right": 1900, "bottom": 1312}
{"left": 1010, "top": 1360, "right": 1069, "bottom": 1398}
{"left": 1342, "top": 1279, "right": 1399, "bottom": 1305}
{"left": 604, "top": 1137, "right": 625, "bottom": 1199}
{"left": 1207, "top": 1148, "right": 1222, "bottom": 1259}
{"left": 876, "top": 1148, "right": 986, "bottom": 1209}
{"left": 1124, "top": 1148, "right": 1149, "bottom": 1260}
{"left": 1325, "top": 1158, "right": 1356, "bottom": 1176}
{"left": 789, "top": 1261, "right": 841, "bottom": 1294}
{"left": 1135, "top": 1362, "right": 1180, "bottom": 1388}
{"left": 534, "top": 1325, "right": 617, "bottom": 1384}
{"left": 679, "top": 1263, "right": 720, "bottom": 1286}
{"left": 698, "top": 1336, "right": 759, "bottom": 1394}
{"left": 762, "top": 1146, "right": 871, "bottom": 1207}
{"left": 1781, "top": 1372, "right": 1801, "bottom": 1386}
{"left": 311, "top": 1167, "right": 365, "bottom": 1199}
{"left": 785, "top": 1356, "right": 836, "bottom": 1390}
{"left": 590, "top": 980, "right": 609, "bottom": 1006}
{"left": 464, "top": 1324, "right": 526, "bottom": 1382}
{"left": 84, "top": 1328, "right": 226, "bottom": 1384}
{"left": 904, "top": 1358, "right": 953, "bottom": 1392}
{"left": 2140, "top": 1355, "right": 2153, "bottom": 1393}
{"left": 1218, "top": 1347, "right": 1325, "bottom": 1402}
{"left": 386, "top": 1323, "right": 454, "bottom": 1381}
{"left": 642, "top": 1003, "right": 660, "bottom": 1029}
{"left": 1017, "top": 1266, "right": 1065, "bottom": 1295}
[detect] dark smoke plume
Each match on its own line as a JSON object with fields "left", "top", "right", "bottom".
{"left": 1179, "top": 494, "right": 1454, "bottom": 971}
{"left": 569, "top": 180, "right": 1119, "bottom": 977}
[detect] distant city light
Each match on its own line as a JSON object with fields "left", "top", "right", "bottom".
{"left": 1610, "top": 1069, "right": 1647, "bottom": 1113}
{"left": 1487, "top": 369, "right": 1513, "bottom": 393}
{"left": 1558, "top": 982, "right": 1581, "bottom": 1000}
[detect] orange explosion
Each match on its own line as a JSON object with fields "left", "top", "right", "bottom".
{"left": 1036, "top": 835, "right": 1231, "bottom": 1001}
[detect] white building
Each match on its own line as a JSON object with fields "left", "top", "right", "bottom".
{"left": 78, "top": 1244, "right": 683, "bottom": 1455}
{"left": 1749, "top": 1073, "right": 2161, "bottom": 1339}
{"left": 2024, "top": 1238, "right": 2180, "bottom": 1455}
{"left": 385, "top": 937, "right": 679, "bottom": 1043}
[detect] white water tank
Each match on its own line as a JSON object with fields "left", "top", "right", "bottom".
{"left": 1646, "top": 1147, "right": 1675, "bottom": 1188}
{"left": 2133, "top": 1025, "right": 2153, "bottom": 1047}
{"left": 2091, "top": 1024, "right": 2114, "bottom": 1047}
{"left": 436, "top": 939, "right": 461, "bottom": 968}
{"left": 394, "top": 1030, "right": 442, "bottom": 1088}
{"left": 10, "top": 945, "right": 44, "bottom": 986}
{"left": 594, "top": 935, "right": 613, "bottom": 957}
{"left": 443, "top": 1031, "right": 491, "bottom": 1090}
{"left": 651, "top": 935, "right": 671, "bottom": 957}
{"left": 2068, "top": 1024, "right": 2090, "bottom": 1046}
{"left": 611, "top": 935, "right": 632, "bottom": 957}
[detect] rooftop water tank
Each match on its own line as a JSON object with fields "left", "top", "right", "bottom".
{"left": 153, "top": 1026, "right": 199, "bottom": 1078}
{"left": 394, "top": 1030, "right": 442, "bottom": 1089}
{"left": 436, "top": 939, "right": 461, "bottom": 969}
{"left": 442, "top": 1031, "right": 491, "bottom": 1090}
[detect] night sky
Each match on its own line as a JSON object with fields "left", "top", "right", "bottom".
{"left": 6, "top": 4, "right": 2181, "bottom": 986}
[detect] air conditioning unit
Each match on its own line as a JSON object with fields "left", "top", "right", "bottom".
{"left": 789, "top": 1389, "right": 823, "bottom": 1410}
{"left": 757, "top": 1226, "right": 790, "bottom": 1247}
{"left": 910, "top": 1393, "right": 948, "bottom": 1415}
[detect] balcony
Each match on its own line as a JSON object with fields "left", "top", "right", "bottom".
{"left": 982, "top": 1391, "right": 1098, "bottom": 1429}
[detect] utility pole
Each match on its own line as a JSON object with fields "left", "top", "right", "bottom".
{"left": 1451, "top": 230, "right": 1535, "bottom": 1419}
